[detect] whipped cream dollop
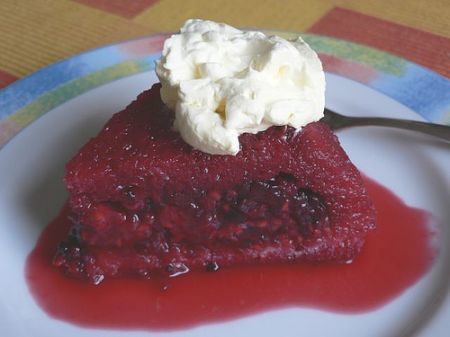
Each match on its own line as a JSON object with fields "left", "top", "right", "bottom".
{"left": 156, "top": 19, "right": 325, "bottom": 155}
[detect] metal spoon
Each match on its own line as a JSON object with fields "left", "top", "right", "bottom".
{"left": 322, "top": 108, "right": 450, "bottom": 142}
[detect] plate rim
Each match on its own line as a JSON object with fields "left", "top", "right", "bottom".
{"left": 0, "top": 31, "right": 449, "bottom": 151}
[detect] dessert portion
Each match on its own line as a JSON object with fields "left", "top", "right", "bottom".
{"left": 55, "top": 86, "right": 376, "bottom": 283}
{"left": 54, "top": 20, "right": 375, "bottom": 284}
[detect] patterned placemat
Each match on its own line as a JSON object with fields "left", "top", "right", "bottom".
{"left": 1, "top": 0, "right": 449, "bottom": 89}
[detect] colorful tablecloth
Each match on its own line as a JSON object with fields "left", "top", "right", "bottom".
{"left": 1, "top": 0, "right": 449, "bottom": 90}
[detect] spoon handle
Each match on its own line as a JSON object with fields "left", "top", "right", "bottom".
{"left": 323, "top": 109, "right": 450, "bottom": 142}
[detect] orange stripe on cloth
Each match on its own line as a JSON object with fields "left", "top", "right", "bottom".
{"left": 308, "top": 7, "right": 450, "bottom": 78}
{"left": 74, "top": 0, "right": 160, "bottom": 18}
{"left": 337, "top": 0, "right": 450, "bottom": 39}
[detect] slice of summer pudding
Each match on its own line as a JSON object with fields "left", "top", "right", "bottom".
{"left": 56, "top": 85, "right": 376, "bottom": 283}
{"left": 54, "top": 20, "right": 376, "bottom": 284}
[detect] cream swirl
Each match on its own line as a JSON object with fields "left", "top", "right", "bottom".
{"left": 156, "top": 19, "right": 325, "bottom": 155}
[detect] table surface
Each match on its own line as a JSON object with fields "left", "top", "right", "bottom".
{"left": 1, "top": 0, "right": 449, "bottom": 90}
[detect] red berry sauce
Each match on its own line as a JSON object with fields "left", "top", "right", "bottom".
{"left": 25, "top": 176, "right": 437, "bottom": 331}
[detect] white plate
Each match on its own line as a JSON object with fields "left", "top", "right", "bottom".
{"left": 0, "top": 32, "right": 449, "bottom": 336}
{"left": 0, "top": 71, "right": 449, "bottom": 337}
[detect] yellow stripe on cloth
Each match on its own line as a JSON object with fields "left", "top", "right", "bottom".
{"left": 338, "top": 0, "right": 450, "bottom": 38}
{"left": 0, "top": 0, "right": 153, "bottom": 77}
{"left": 133, "top": 0, "right": 333, "bottom": 32}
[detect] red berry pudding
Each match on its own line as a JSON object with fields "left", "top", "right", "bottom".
{"left": 55, "top": 85, "right": 376, "bottom": 283}
{"left": 53, "top": 20, "right": 376, "bottom": 284}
